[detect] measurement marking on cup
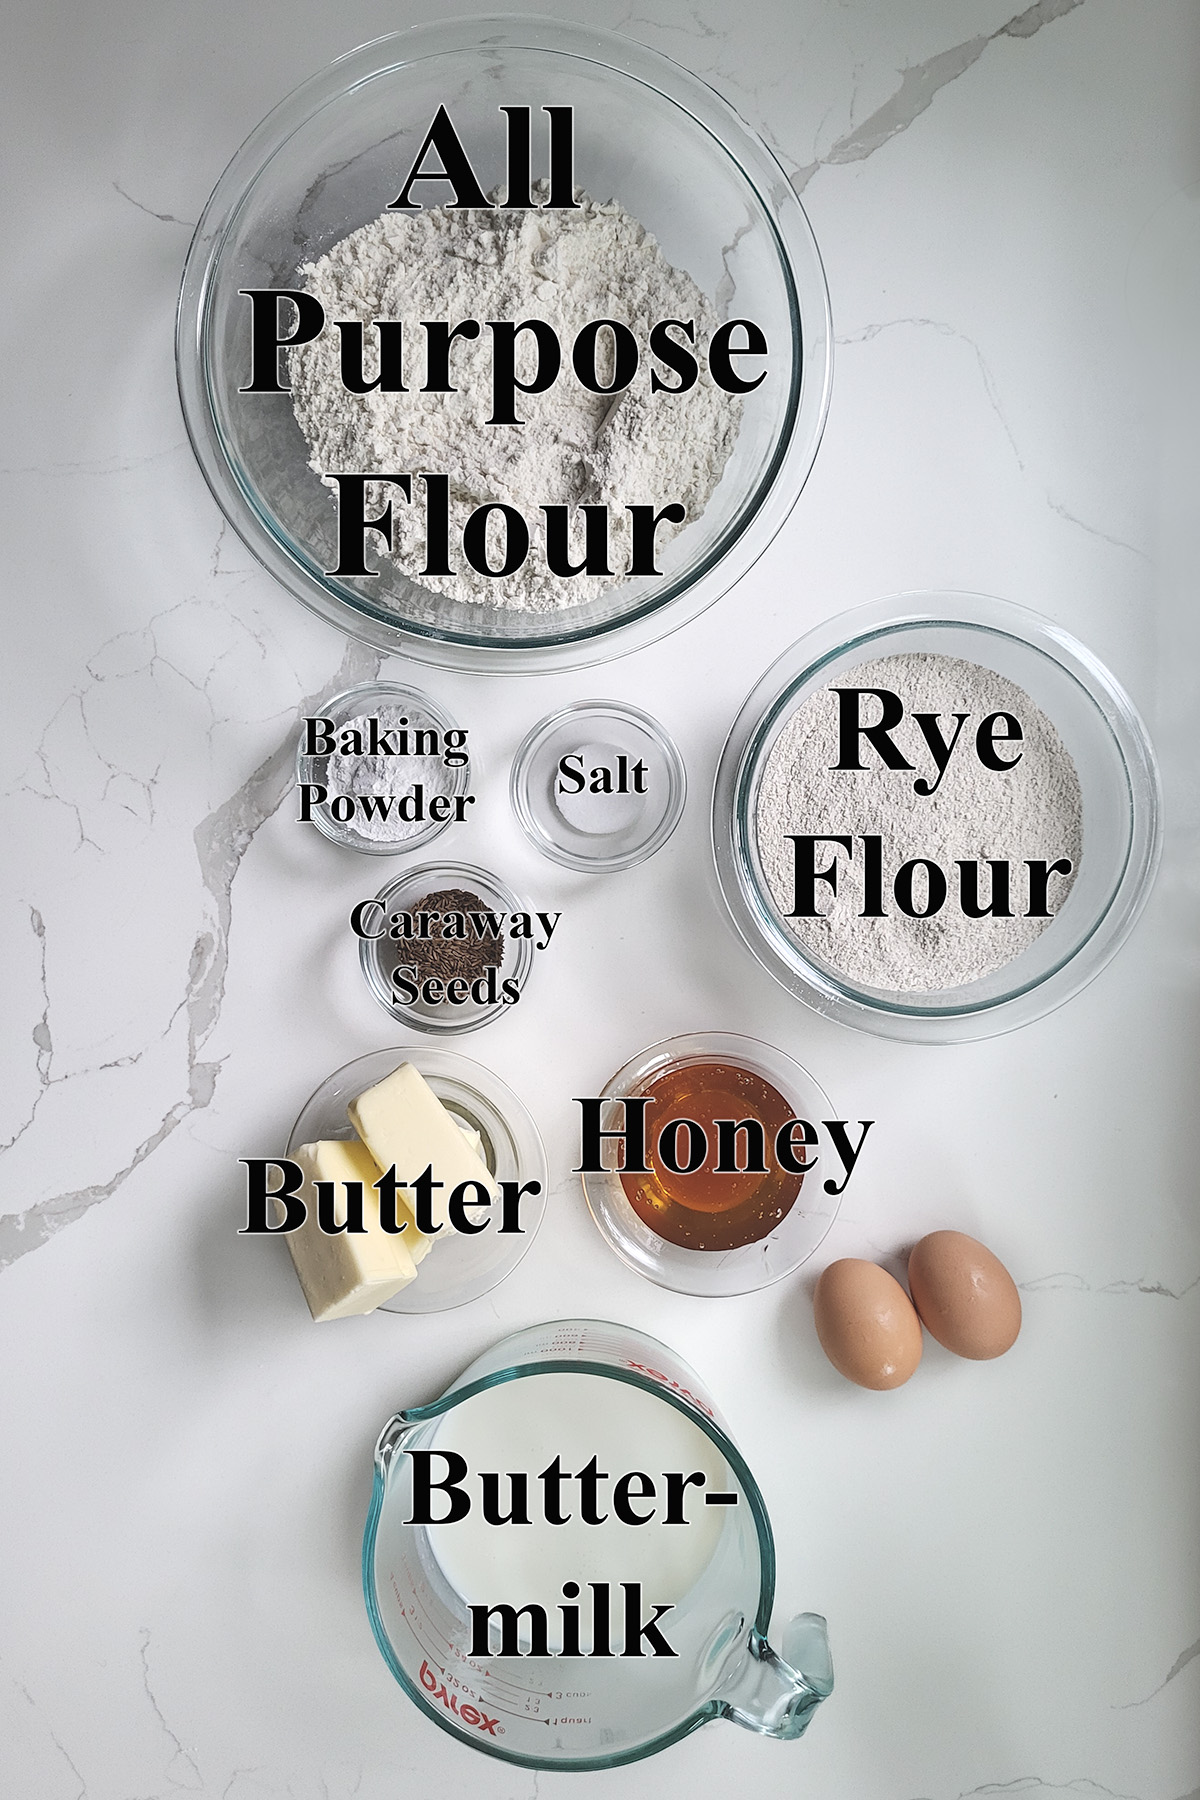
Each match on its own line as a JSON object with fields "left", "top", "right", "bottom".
{"left": 404, "top": 1620, "right": 553, "bottom": 1715}
{"left": 398, "top": 1576, "right": 547, "bottom": 1697}
{"left": 400, "top": 1604, "right": 452, "bottom": 1659}
{"left": 476, "top": 1671, "right": 545, "bottom": 1697}
{"left": 485, "top": 1699, "right": 551, "bottom": 1725}
{"left": 407, "top": 1621, "right": 460, "bottom": 1679}
{"left": 402, "top": 1603, "right": 546, "bottom": 1698}
{"left": 417, "top": 1654, "right": 546, "bottom": 1727}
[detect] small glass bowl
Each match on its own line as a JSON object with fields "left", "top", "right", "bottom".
{"left": 580, "top": 1031, "right": 841, "bottom": 1298}
{"left": 713, "top": 593, "right": 1163, "bottom": 1044}
{"left": 358, "top": 861, "right": 534, "bottom": 1034}
{"left": 295, "top": 681, "right": 472, "bottom": 856}
{"left": 510, "top": 700, "right": 686, "bottom": 871}
{"left": 287, "top": 1046, "right": 547, "bottom": 1312}
{"left": 175, "top": 17, "right": 831, "bottom": 671}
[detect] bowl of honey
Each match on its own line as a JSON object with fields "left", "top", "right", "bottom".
{"left": 580, "top": 1031, "right": 844, "bottom": 1296}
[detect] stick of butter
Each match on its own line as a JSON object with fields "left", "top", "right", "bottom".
{"left": 396, "top": 1121, "right": 476, "bottom": 1262}
{"left": 348, "top": 1062, "right": 494, "bottom": 1234}
{"left": 286, "top": 1137, "right": 419, "bottom": 1321}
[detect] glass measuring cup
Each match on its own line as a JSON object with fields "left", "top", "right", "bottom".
{"left": 362, "top": 1319, "right": 833, "bottom": 1770}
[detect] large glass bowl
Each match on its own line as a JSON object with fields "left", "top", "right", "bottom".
{"left": 176, "top": 17, "right": 831, "bottom": 672}
{"left": 713, "top": 594, "right": 1162, "bottom": 1044}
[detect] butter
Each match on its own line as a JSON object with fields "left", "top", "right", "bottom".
{"left": 286, "top": 1137, "right": 418, "bottom": 1321}
{"left": 348, "top": 1062, "right": 494, "bottom": 1233}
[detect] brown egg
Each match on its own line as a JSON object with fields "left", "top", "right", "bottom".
{"left": 907, "top": 1231, "right": 1021, "bottom": 1360}
{"left": 813, "top": 1259, "right": 924, "bottom": 1390}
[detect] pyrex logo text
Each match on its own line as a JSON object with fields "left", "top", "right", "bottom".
{"left": 419, "top": 1660, "right": 501, "bottom": 1735}
{"left": 624, "top": 1360, "right": 714, "bottom": 1418}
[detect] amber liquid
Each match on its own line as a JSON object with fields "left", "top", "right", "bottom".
{"left": 618, "top": 1060, "right": 805, "bottom": 1251}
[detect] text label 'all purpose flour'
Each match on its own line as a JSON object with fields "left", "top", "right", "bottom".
{"left": 754, "top": 653, "right": 1083, "bottom": 993}
{"left": 238, "top": 106, "right": 763, "bottom": 609}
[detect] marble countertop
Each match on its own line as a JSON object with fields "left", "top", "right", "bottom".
{"left": 3, "top": 2, "right": 1198, "bottom": 1796}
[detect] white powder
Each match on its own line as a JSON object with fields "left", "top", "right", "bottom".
{"left": 754, "top": 653, "right": 1083, "bottom": 992}
{"left": 288, "top": 191, "right": 740, "bottom": 611}
{"left": 324, "top": 709, "right": 459, "bottom": 844}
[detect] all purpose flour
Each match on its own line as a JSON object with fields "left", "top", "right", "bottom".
{"left": 288, "top": 191, "right": 741, "bottom": 611}
{"left": 754, "top": 653, "right": 1084, "bottom": 993}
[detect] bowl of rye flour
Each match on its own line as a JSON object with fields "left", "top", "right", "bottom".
{"left": 713, "top": 594, "right": 1161, "bottom": 1043}
{"left": 177, "top": 18, "right": 831, "bottom": 670}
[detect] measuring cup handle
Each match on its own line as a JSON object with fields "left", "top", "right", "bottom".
{"left": 716, "top": 1614, "right": 833, "bottom": 1741}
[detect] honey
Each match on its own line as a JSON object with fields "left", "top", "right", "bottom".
{"left": 618, "top": 1059, "right": 805, "bottom": 1251}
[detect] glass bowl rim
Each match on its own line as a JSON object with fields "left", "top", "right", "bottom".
{"left": 295, "top": 679, "right": 471, "bottom": 856}
{"left": 175, "top": 14, "right": 833, "bottom": 672}
{"left": 509, "top": 697, "right": 687, "bottom": 870}
{"left": 712, "top": 590, "right": 1163, "bottom": 1044}
{"left": 358, "top": 858, "right": 535, "bottom": 1034}
{"left": 581, "top": 1028, "right": 842, "bottom": 1296}
{"left": 362, "top": 1329, "right": 780, "bottom": 1769}
{"left": 286, "top": 1042, "right": 548, "bottom": 1311}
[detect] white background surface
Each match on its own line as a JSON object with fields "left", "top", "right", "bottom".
{"left": 2, "top": 2, "right": 1199, "bottom": 1796}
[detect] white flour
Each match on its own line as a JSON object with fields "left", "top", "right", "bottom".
{"left": 754, "top": 653, "right": 1083, "bottom": 992}
{"left": 289, "top": 191, "right": 740, "bottom": 611}
{"left": 325, "top": 709, "right": 458, "bottom": 844}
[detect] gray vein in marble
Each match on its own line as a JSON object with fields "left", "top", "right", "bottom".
{"left": 1, "top": 907, "right": 148, "bottom": 1156}
{"left": 112, "top": 179, "right": 196, "bottom": 230}
{"left": 787, "top": 0, "right": 1086, "bottom": 193}
{"left": 1116, "top": 1634, "right": 1200, "bottom": 1707}
{"left": 1047, "top": 496, "right": 1148, "bottom": 559}
{"left": 715, "top": 219, "right": 754, "bottom": 321}
{"left": 277, "top": 127, "right": 410, "bottom": 281}
{"left": 838, "top": 317, "right": 1024, "bottom": 469}
{"left": 20, "top": 700, "right": 123, "bottom": 854}
{"left": 221, "top": 1773, "right": 263, "bottom": 1800}
{"left": 0, "top": 637, "right": 380, "bottom": 1274}
{"left": 0, "top": 1078, "right": 214, "bottom": 1272}
{"left": 1021, "top": 1271, "right": 1200, "bottom": 1297}
{"left": 818, "top": 1211, "right": 903, "bottom": 1265}
{"left": 907, "top": 1779, "right": 1141, "bottom": 1800}
{"left": 0, "top": 441, "right": 187, "bottom": 478}
{"left": 138, "top": 1628, "right": 203, "bottom": 1790}
{"left": 188, "top": 633, "right": 377, "bottom": 1059}
{"left": 2, "top": 910, "right": 51, "bottom": 1153}
{"left": 12, "top": 1675, "right": 87, "bottom": 1799}
{"left": 59, "top": 680, "right": 163, "bottom": 828}
{"left": 617, "top": 4, "right": 723, "bottom": 44}
{"left": 209, "top": 520, "right": 257, "bottom": 581}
